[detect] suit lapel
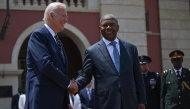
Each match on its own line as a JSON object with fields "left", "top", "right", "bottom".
{"left": 42, "top": 26, "right": 66, "bottom": 65}
{"left": 170, "top": 69, "right": 179, "bottom": 84}
{"left": 98, "top": 40, "right": 118, "bottom": 73}
{"left": 119, "top": 40, "right": 129, "bottom": 73}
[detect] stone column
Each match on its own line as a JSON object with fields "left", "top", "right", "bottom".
{"left": 0, "top": 64, "right": 23, "bottom": 109}
{"left": 159, "top": 0, "right": 190, "bottom": 69}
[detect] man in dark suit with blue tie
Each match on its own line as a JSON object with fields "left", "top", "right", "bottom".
{"left": 75, "top": 14, "right": 146, "bottom": 109}
{"left": 25, "top": 2, "right": 78, "bottom": 109}
{"left": 79, "top": 81, "right": 94, "bottom": 109}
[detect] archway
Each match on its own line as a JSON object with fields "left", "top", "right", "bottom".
{"left": 12, "top": 21, "right": 90, "bottom": 68}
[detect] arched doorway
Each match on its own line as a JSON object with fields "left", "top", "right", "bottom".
{"left": 58, "top": 32, "right": 82, "bottom": 79}
{"left": 18, "top": 36, "right": 29, "bottom": 88}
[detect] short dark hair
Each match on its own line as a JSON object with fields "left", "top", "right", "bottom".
{"left": 100, "top": 14, "right": 118, "bottom": 25}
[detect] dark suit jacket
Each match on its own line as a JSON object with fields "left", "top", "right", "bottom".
{"left": 79, "top": 88, "right": 94, "bottom": 109}
{"left": 143, "top": 71, "right": 161, "bottom": 109}
{"left": 11, "top": 94, "right": 19, "bottom": 109}
{"left": 25, "top": 25, "right": 70, "bottom": 109}
{"left": 76, "top": 39, "right": 146, "bottom": 109}
{"left": 160, "top": 68, "right": 190, "bottom": 109}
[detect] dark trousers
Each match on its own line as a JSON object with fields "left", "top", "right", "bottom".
{"left": 119, "top": 87, "right": 124, "bottom": 109}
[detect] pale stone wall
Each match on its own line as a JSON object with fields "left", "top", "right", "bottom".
{"left": 159, "top": 0, "right": 190, "bottom": 70}
{"left": 0, "top": 98, "right": 12, "bottom": 109}
{"left": 100, "top": 0, "right": 147, "bottom": 55}
{"left": 0, "top": 75, "right": 20, "bottom": 109}
{"left": 0, "top": 0, "right": 147, "bottom": 108}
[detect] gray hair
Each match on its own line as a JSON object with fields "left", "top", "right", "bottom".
{"left": 100, "top": 14, "right": 118, "bottom": 25}
{"left": 43, "top": 2, "right": 66, "bottom": 22}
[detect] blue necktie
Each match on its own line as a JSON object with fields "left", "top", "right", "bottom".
{"left": 54, "top": 35, "right": 65, "bottom": 64}
{"left": 87, "top": 89, "right": 91, "bottom": 100}
{"left": 110, "top": 41, "right": 120, "bottom": 72}
{"left": 176, "top": 71, "right": 180, "bottom": 79}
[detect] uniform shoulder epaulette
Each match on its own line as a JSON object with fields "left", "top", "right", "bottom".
{"left": 151, "top": 72, "right": 159, "bottom": 75}
{"left": 163, "top": 69, "right": 171, "bottom": 73}
{"left": 187, "top": 68, "right": 190, "bottom": 72}
{"left": 184, "top": 68, "right": 190, "bottom": 72}
{"left": 163, "top": 70, "right": 167, "bottom": 73}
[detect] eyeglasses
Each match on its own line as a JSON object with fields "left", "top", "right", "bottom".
{"left": 63, "top": 15, "right": 68, "bottom": 19}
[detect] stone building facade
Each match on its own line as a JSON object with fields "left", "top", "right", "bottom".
{"left": 0, "top": 0, "right": 189, "bottom": 109}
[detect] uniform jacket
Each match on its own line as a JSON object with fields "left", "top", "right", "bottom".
{"left": 25, "top": 25, "right": 70, "bottom": 109}
{"left": 76, "top": 39, "right": 146, "bottom": 109}
{"left": 160, "top": 68, "right": 190, "bottom": 109}
{"left": 143, "top": 71, "right": 161, "bottom": 109}
{"left": 79, "top": 88, "right": 95, "bottom": 109}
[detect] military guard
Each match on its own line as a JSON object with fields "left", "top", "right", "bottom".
{"left": 139, "top": 55, "right": 161, "bottom": 109}
{"left": 160, "top": 50, "right": 190, "bottom": 109}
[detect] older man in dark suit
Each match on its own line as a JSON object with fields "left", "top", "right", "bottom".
{"left": 74, "top": 14, "right": 146, "bottom": 109}
{"left": 25, "top": 2, "right": 77, "bottom": 109}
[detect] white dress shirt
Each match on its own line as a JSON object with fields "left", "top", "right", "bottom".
{"left": 44, "top": 24, "right": 56, "bottom": 41}
{"left": 69, "top": 94, "right": 81, "bottom": 109}
{"left": 173, "top": 67, "right": 182, "bottom": 76}
{"left": 18, "top": 94, "right": 26, "bottom": 109}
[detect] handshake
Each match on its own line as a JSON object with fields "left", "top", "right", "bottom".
{"left": 68, "top": 79, "right": 78, "bottom": 94}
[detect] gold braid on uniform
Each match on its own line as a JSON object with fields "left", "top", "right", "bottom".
{"left": 181, "top": 81, "right": 190, "bottom": 90}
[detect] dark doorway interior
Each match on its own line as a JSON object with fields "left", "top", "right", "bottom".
{"left": 18, "top": 33, "right": 82, "bottom": 88}
{"left": 59, "top": 33, "right": 83, "bottom": 79}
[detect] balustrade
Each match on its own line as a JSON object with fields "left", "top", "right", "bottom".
{"left": 17, "top": 0, "right": 85, "bottom": 7}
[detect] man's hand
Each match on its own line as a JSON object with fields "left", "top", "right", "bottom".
{"left": 138, "top": 103, "right": 145, "bottom": 109}
{"left": 68, "top": 104, "right": 73, "bottom": 109}
{"left": 68, "top": 79, "right": 78, "bottom": 94}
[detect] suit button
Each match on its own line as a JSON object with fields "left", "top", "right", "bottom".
{"left": 178, "top": 90, "right": 180, "bottom": 92}
{"left": 118, "top": 87, "right": 121, "bottom": 90}
{"left": 179, "top": 102, "right": 181, "bottom": 104}
{"left": 179, "top": 96, "right": 181, "bottom": 98}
